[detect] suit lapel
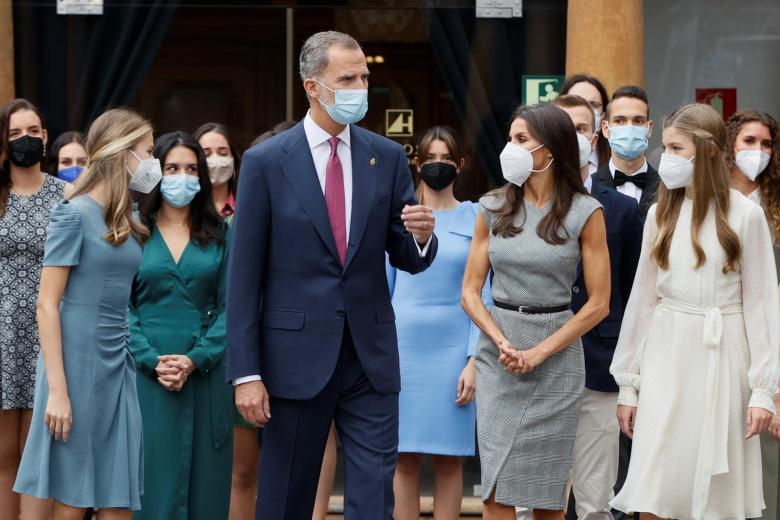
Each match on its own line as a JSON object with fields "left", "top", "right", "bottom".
{"left": 344, "top": 126, "right": 377, "bottom": 270}
{"left": 279, "top": 124, "right": 341, "bottom": 263}
{"left": 593, "top": 166, "right": 615, "bottom": 189}
{"left": 640, "top": 165, "right": 660, "bottom": 210}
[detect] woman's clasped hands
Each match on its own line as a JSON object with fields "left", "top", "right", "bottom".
{"left": 155, "top": 354, "right": 196, "bottom": 391}
{"left": 496, "top": 338, "right": 546, "bottom": 374}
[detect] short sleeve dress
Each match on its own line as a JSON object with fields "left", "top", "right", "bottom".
{"left": 14, "top": 196, "right": 144, "bottom": 510}
{"left": 475, "top": 190, "right": 602, "bottom": 510}
{"left": 0, "top": 175, "right": 65, "bottom": 409}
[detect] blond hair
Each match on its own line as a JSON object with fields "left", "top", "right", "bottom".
{"left": 652, "top": 103, "right": 740, "bottom": 273}
{"left": 69, "top": 108, "right": 151, "bottom": 245}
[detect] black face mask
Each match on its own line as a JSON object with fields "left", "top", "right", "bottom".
{"left": 8, "top": 135, "right": 45, "bottom": 168}
{"left": 419, "top": 162, "right": 457, "bottom": 191}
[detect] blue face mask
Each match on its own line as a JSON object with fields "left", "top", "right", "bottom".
{"left": 316, "top": 81, "right": 368, "bottom": 125}
{"left": 57, "top": 166, "right": 83, "bottom": 183}
{"left": 160, "top": 174, "right": 201, "bottom": 208}
{"left": 607, "top": 124, "right": 649, "bottom": 160}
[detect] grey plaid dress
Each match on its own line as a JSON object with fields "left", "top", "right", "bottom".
{"left": 476, "top": 191, "right": 601, "bottom": 509}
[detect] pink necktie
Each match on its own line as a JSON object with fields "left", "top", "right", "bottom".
{"left": 325, "top": 136, "right": 347, "bottom": 264}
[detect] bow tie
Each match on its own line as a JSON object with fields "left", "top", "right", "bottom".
{"left": 613, "top": 169, "right": 647, "bottom": 190}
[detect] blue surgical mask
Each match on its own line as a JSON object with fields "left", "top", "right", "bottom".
{"left": 160, "top": 174, "right": 201, "bottom": 208}
{"left": 607, "top": 124, "right": 649, "bottom": 160}
{"left": 57, "top": 166, "right": 83, "bottom": 183}
{"left": 315, "top": 80, "right": 368, "bottom": 125}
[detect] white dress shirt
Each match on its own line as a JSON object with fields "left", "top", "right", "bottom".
{"left": 234, "top": 113, "right": 429, "bottom": 386}
{"left": 609, "top": 158, "right": 648, "bottom": 203}
{"left": 583, "top": 174, "right": 593, "bottom": 194}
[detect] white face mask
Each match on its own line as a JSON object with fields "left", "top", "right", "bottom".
{"left": 126, "top": 150, "right": 163, "bottom": 194}
{"left": 658, "top": 152, "right": 695, "bottom": 190}
{"left": 577, "top": 133, "right": 595, "bottom": 169}
{"left": 500, "top": 143, "right": 552, "bottom": 188}
{"left": 734, "top": 149, "right": 771, "bottom": 182}
{"left": 207, "top": 155, "right": 235, "bottom": 186}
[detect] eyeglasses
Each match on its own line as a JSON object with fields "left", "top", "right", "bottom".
{"left": 589, "top": 101, "right": 604, "bottom": 113}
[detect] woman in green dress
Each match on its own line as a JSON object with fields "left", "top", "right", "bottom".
{"left": 129, "top": 131, "right": 232, "bottom": 519}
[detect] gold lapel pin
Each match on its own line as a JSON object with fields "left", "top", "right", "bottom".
{"left": 370, "top": 158, "right": 376, "bottom": 166}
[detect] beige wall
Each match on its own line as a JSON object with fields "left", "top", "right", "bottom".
{"left": 566, "top": 0, "right": 644, "bottom": 96}
{"left": 0, "top": 0, "right": 14, "bottom": 105}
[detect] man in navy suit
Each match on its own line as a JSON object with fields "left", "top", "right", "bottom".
{"left": 556, "top": 94, "right": 643, "bottom": 520}
{"left": 226, "top": 31, "right": 438, "bottom": 519}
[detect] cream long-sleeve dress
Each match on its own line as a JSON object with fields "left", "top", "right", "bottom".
{"left": 610, "top": 190, "right": 779, "bottom": 520}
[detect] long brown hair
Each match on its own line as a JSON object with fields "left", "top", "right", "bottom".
{"left": 726, "top": 110, "right": 780, "bottom": 239}
{"left": 0, "top": 99, "right": 47, "bottom": 216}
{"left": 414, "top": 126, "right": 463, "bottom": 205}
{"left": 69, "top": 108, "right": 151, "bottom": 245}
{"left": 652, "top": 103, "right": 740, "bottom": 273}
{"left": 488, "top": 103, "right": 587, "bottom": 244}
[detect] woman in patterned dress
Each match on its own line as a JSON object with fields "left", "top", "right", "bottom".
{"left": 461, "top": 103, "right": 610, "bottom": 520}
{"left": 0, "top": 99, "right": 69, "bottom": 520}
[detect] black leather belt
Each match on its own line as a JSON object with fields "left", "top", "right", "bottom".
{"left": 493, "top": 299, "right": 570, "bottom": 314}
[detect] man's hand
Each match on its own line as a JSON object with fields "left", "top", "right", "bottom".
{"left": 235, "top": 380, "right": 271, "bottom": 427}
{"left": 401, "top": 204, "right": 435, "bottom": 245}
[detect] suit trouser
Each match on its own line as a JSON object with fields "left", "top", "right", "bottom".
{"left": 517, "top": 390, "right": 620, "bottom": 520}
{"left": 255, "top": 325, "right": 399, "bottom": 520}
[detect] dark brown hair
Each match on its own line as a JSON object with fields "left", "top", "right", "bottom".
{"left": 726, "top": 110, "right": 780, "bottom": 239}
{"left": 48, "top": 131, "right": 86, "bottom": 174}
{"left": 193, "top": 122, "right": 242, "bottom": 197}
{"left": 414, "top": 126, "right": 463, "bottom": 205}
{"left": 553, "top": 94, "right": 595, "bottom": 131}
{"left": 561, "top": 74, "right": 611, "bottom": 167}
{"left": 652, "top": 104, "right": 740, "bottom": 273}
{"left": 606, "top": 85, "right": 649, "bottom": 119}
{"left": 0, "top": 99, "right": 47, "bottom": 216}
{"left": 488, "top": 103, "right": 588, "bottom": 244}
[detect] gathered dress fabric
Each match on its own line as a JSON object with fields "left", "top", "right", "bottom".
{"left": 610, "top": 192, "right": 779, "bottom": 520}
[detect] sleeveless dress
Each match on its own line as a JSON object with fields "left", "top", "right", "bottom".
{"left": 389, "top": 201, "right": 486, "bottom": 456}
{"left": 610, "top": 192, "right": 779, "bottom": 520}
{"left": 476, "top": 191, "right": 601, "bottom": 509}
{"left": 14, "top": 196, "right": 144, "bottom": 509}
{"left": 0, "top": 175, "right": 65, "bottom": 409}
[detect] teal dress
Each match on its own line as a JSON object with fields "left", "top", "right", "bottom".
{"left": 14, "top": 196, "right": 144, "bottom": 509}
{"left": 129, "top": 224, "right": 232, "bottom": 519}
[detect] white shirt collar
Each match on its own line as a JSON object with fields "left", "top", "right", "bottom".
{"left": 583, "top": 175, "right": 593, "bottom": 194}
{"left": 303, "top": 111, "right": 351, "bottom": 149}
{"left": 608, "top": 157, "right": 648, "bottom": 177}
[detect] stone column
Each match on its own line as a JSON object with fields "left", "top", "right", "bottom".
{"left": 0, "top": 0, "right": 14, "bottom": 105}
{"left": 566, "top": 0, "right": 644, "bottom": 95}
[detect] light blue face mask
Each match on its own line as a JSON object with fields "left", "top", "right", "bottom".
{"left": 315, "top": 80, "right": 368, "bottom": 125}
{"left": 607, "top": 124, "right": 649, "bottom": 160}
{"left": 160, "top": 173, "right": 201, "bottom": 208}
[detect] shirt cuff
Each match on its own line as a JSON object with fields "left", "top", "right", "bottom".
{"left": 617, "top": 385, "right": 639, "bottom": 407}
{"left": 414, "top": 235, "right": 432, "bottom": 257}
{"left": 233, "top": 375, "right": 262, "bottom": 386}
{"left": 748, "top": 388, "right": 777, "bottom": 414}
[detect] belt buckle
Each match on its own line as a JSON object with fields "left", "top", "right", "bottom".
{"left": 518, "top": 305, "right": 527, "bottom": 313}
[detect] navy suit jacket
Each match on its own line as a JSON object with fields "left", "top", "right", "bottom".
{"left": 226, "top": 121, "right": 438, "bottom": 400}
{"left": 571, "top": 180, "right": 642, "bottom": 392}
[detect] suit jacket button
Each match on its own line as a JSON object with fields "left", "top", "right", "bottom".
{"left": 572, "top": 286, "right": 580, "bottom": 294}
{"left": 336, "top": 309, "right": 345, "bottom": 317}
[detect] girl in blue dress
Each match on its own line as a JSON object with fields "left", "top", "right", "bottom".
{"left": 14, "top": 108, "right": 158, "bottom": 519}
{"left": 390, "top": 126, "right": 488, "bottom": 519}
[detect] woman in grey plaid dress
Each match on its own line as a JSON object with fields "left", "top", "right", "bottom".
{"left": 461, "top": 103, "right": 611, "bottom": 520}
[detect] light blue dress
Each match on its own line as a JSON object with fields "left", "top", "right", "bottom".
{"left": 388, "top": 201, "right": 488, "bottom": 456}
{"left": 14, "top": 196, "right": 144, "bottom": 510}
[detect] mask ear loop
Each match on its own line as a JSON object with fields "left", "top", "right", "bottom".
{"left": 528, "top": 143, "right": 553, "bottom": 173}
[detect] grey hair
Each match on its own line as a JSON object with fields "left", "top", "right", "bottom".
{"left": 299, "top": 31, "right": 362, "bottom": 81}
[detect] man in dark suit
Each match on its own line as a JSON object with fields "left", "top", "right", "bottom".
{"left": 594, "top": 85, "right": 659, "bottom": 220}
{"left": 556, "top": 95, "right": 643, "bottom": 520}
{"left": 226, "top": 31, "right": 438, "bottom": 519}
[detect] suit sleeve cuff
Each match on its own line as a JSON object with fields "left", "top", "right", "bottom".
{"left": 233, "top": 375, "right": 262, "bottom": 386}
{"left": 414, "top": 235, "right": 432, "bottom": 257}
{"left": 617, "top": 385, "right": 639, "bottom": 407}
